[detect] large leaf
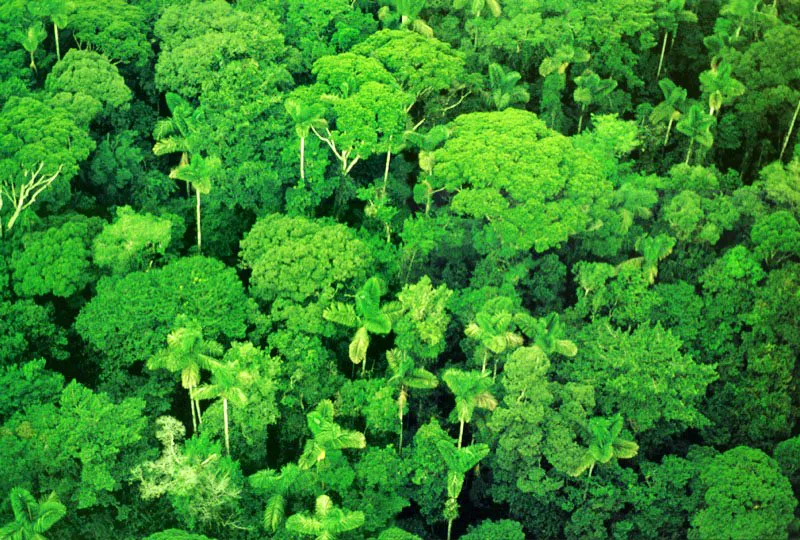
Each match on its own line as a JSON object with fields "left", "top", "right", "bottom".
{"left": 322, "top": 303, "right": 359, "bottom": 328}
{"left": 363, "top": 312, "right": 392, "bottom": 335}
{"left": 349, "top": 327, "right": 369, "bottom": 365}
{"left": 263, "top": 494, "right": 285, "bottom": 532}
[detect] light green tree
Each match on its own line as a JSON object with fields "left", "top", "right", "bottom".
{"left": 573, "top": 70, "right": 617, "bottom": 132}
{"left": 569, "top": 414, "right": 639, "bottom": 496}
{"left": 649, "top": 79, "right": 687, "bottom": 145}
{"left": 487, "top": 63, "right": 529, "bottom": 111}
{"left": 298, "top": 400, "right": 366, "bottom": 471}
{"left": 192, "top": 357, "right": 255, "bottom": 456}
{"left": 323, "top": 276, "right": 393, "bottom": 375}
{"left": 676, "top": 104, "right": 716, "bottom": 164}
{"left": 147, "top": 317, "right": 223, "bottom": 433}
{"left": 10, "top": 24, "right": 47, "bottom": 73}
{"left": 435, "top": 439, "right": 490, "bottom": 540}
{"left": 441, "top": 369, "right": 497, "bottom": 448}
{"left": 386, "top": 349, "right": 438, "bottom": 452}
{"left": 285, "top": 494, "right": 365, "bottom": 540}
{"left": 168, "top": 154, "right": 220, "bottom": 254}
{"left": 284, "top": 98, "right": 327, "bottom": 182}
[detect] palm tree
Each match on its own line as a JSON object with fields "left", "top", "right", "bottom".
{"left": 699, "top": 61, "right": 745, "bottom": 116}
{"left": 27, "top": 0, "right": 73, "bottom": 62}
{"left": 10, "top": 24, "right": 47, "bottom": 74}
{"left": 676, "top": 104, "right": 716, "bottom": 164}
{"left": 285, "top": 494, "right": 365, "bottom": 540}
{"left": 284, "top": 98, "right": 327, "bottom": 182}
{"left": 378, "top": 0, "right": 434, "bottom": 38}
{"left": 649, "top": 79, "right": 687, "bottom": 145}
{"left": 569, "top": 414, "right": 639, "bottom": 498}
{"left": 192, "top": 358, "right": 255, "bottom": 456}
{"left": 573, "top": 70, "right": 617, "bottom": 133}
{"left": 249, "top": 464, "right": 303, "bottom": 533}
{"left": 442, "top": 369, "right": 497, "bottom": 448}
{"left": 386, "top": 349, "right": 438, "bottom": 452}
{"left": 147, "top": 316, "right": 223, "bottom": 433}
{"left": 323, "top": 277, "right": 393, "bottom": 376}
{"left": 404, "top": 126, "right": 449, "bottom": 216}
{"left": 539, "top": 40, "right": 591, "bottom": 129}
{"left": 453, "top": 0, "right": 502, "bottom": 47}
{"left": 514, "top": 312, "right": 578, "bottom": 358}
{"left": 487, "top": 63, "right": 530, "bottom": 111}
{"left": 0, "top": 487, "right": 66, "bottom": 539}
{"left": 298, "top": 400, "right": 366, "bottom": 471}
{"left": 435, "top": 439, "right": 490, "bottom": 540}
{"left": 464, "top": 309, "right": 523, "bottom": 378}
{"left": 169, "top": 154, "right": 220, "bottom": 254}
{"left": 653, "top": 0, "right": 697, "bottom": 80}
{"left": 153, "top": 93, "right": 205, "bottom": 198}
{"left": 780, "top": 97, "right": 800, "bottom": 161}
{"left": 617, "top": 234, "right": 676, "bottom": 284}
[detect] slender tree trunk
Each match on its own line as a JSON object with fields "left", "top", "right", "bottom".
{"left": 447, "top": 518, "right": 453, "bottom": 540}
{"left": 189, "top": 390, "right": 197, "bottom": 433}
{"left": 195, "top": 398, "right": 203, "bottom": 424}
{"left": 398, "top": 392, "right": 405, "bottom": 454}
{"left": 195, "top": 187, "right": 202, "bottom": 254}
{"left": 223, "top": 398, "right": 230, "bottom": 456}
{"left": 492, "top": 356, "right": 499, "bottom": 382}
{"left": 583, "top": 462, "right": 595, "bottom": 500}
{"left": 656, "top": 32, "right": 668, "bottom": 80}
{"left": 481, "top": 350, "right": 488, "bottom": 376}
{"left": 685, "top": 139, "right": 694, "bottom": 164}
{"left": 577, "top": 110, "right": 584, "bottom": 134}
{"left": 29, "top": 50, "right": 37, "bottom": 73}
{"left": 665, "top": 116, "right": 674, "bottom": 145}
{"left": 457, "top": 419, "right": 465, "bottom": 449}
{"left": 54, "top": 23, "right": 61, "bottom": 61}
{"left": 299, "top": 136, "right": 305, "bottom": 181}
{"left": 382, "top": 146, "right": 392, "bottom": 198}
{"left": 779, "top": 97, "right": 800, "bottom": 161}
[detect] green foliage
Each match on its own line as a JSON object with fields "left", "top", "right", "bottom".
{"left": 0, "top": 299, "right": 67, "bottom": 367}
{"left": 690, "top": 447, "right": 797, "bottom": 540}
{"left": 0, "top": 487, "right": 66, "bottom": 539}
{"left": 10, "top": 215, "right": 103, "bottom": 298}
{"left": 0, "top": 381, "right": 148, "bottom": 510}
{"left": 0, "top": 359, "right": 63, "bottom": 422}
{"left": 461, "top": 519, "right": 525, "bottom": 540}
{"left": 93, "top": 206, "right": 173, "bottom": 274}
{"left": 285, "top": 494, "right": 365, "bottom": 540}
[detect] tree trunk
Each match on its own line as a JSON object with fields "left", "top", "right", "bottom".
{"left": 481, "top": 350, "right": 488, "bottom": 376}
{"left": 457, "top": 419, "right": 465, "bottom": 449}
{"left": 685, "top": 139, "right": 694, "bottom": 165}
{"left": 398, "top": 392, "right": 405, "bottom": 454}
{"left": 577, "top": 111, "right": 584, "bottom": 134}
{"left": 447, "top": 518, "right": 453, "bottom": 540}
{"left": 299, "top": 136, "right": 305, "bottom": 181}
{"left": 54, "top": 23, "right": 61, "bottom": 61}
{"left": 189, "top": 390, "right": 197, "bottom": 433}
{"left": 665, "top": 116, "right": 674, "bottom": 146}
{"left": 195, "top": 187, "right": 202, "bottom": 254}
{"left": 656, "top": 32, "right": 668, "bottom": 81}
{"left": 223, "top": 398, "right": 230, "bottom": 456}
{"left": 382, "top": 145, "right": 392, "bottom": 198}
{"left": 779, "top": 97, "right": 800, "bottom": 161}
{"left": 195, "top": 398, "right": 203, "bottom": 424}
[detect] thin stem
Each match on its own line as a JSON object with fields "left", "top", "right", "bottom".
{"left": 189, "top": 390, "right": 197, "bottom": 433}
{"left": 656, "top": 31, "right": 668, "bottom": 80}
{"left": 299, "top": 136, "right": 305, "bottom": 181}
{"left": 195, "top": 187, "right": 202, "bottom": 254}
{"left": 223, "top": 398, "right": 230, "bottom": 456}
{"left": 779, "top": 97, "right": 800, "bottom": 161}
{"left": 54, "top": 23, "right": 60, "bottom": 62}
{"left": 457, "top": 419, "right": 465, "bottom": 449}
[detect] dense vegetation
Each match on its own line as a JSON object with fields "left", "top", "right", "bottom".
{"left": 1, "top": 0, "right": 800, "bottom": 538}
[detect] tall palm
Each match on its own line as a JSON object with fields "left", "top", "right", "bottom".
{"left": 617, "top": 234, "right": 676, "bottom": 284}
{"left": 147, "top": 316, "right": 223, "bottom": 433}
{"left": 649, "top": 79, "right": 687, "bottom": 145}
{"left": 298, "top": 400, "right": 366, "bottom": 471}
{"left": 435, "top": 440, "right": 490, "bottom": 540}
{"left": 653, "top": 0, "right": 697, "bottom": 80}
{"left": 569, "top": 414, "right": 639, "bottom": 498}
{"left": 378, "top": 0, "right": 434, "bottom": 38}
{"left": 539, "top": 41, "right": 591, "bottom": 129}
{"left": 249, "top": 464, "right": 303, "bottom": 533}
{"left": 453, "top": 0, "right": 502, "bottom": 47}
{"left": 284, "top": 98, "right": 327, "bottom": 182}
{"left": 192, "top": 358, "right": 255, "bottom": 456}
{"left": 153, "top": 92, "right": 205, "bottom": 198}
{"left": 514, "top": 312, "right": 578, "bottom": 358}
{"left": 487, "top": 63, "right": 530, "bottom": 111}
{"left": 464, "top": 309, "right": 523, "bottom": 378}
{"left": 323, "top": 276, "right": 393, "bottom": 376}
{"left": 699, "top": 61, "right": 745, "bottom": 116}
{"left": 169, "top": 154, "right": 220, "bottom": 254}
{"left": 676, "top": 104, "right": 716, "bottom": 164}
{"left": 10, "top": 24, "right": 47, "bottom": 74}
{"left": 386, "top": 349, "right": 438, "bottom": 452}
{"left": 573, "top": 70, "right": 618, "bottom": 133}
{"left": 27, "top": 0, "right": 74, "bottom": 62}
{"left": 0, "top": 487, "right": 66, "bottom": 539}
{"left": 442, "top": 369, "right": 497, "bottom": 448}
{"left": 285, "top": 494, "right": 365, "bottom": 540}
